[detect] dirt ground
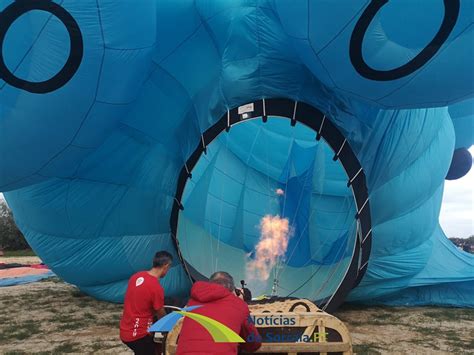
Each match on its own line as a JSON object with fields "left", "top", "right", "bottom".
{"left": 0, "top": 256, "right": 42, "bottom": 265}
{"left": 334, "top": 305, "right": 474, "bottom": 354}
{"left": 0, "top": 258, "right": 473, "bottom": 354}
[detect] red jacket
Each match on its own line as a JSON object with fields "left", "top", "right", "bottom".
{"left": 176, "top": 281, "right": 261, "bottom": 355}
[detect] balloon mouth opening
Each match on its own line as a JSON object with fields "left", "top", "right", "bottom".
{"left": 170, "top": 99, "right": 372, "bottom": 311}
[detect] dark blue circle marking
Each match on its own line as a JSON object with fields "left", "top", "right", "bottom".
{"left": 0, "top": 0, "right": 83, "bottom": 93}
{"left": 350, "top": 0, "right": 460, "bottom": 81}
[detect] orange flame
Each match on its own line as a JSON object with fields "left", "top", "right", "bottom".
{"left": 246, "top": 215, "right": 292, "bottom": 281}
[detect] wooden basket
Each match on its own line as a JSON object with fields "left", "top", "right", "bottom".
{"left": 164, "top": 298, "right": 352, "bottom": 355}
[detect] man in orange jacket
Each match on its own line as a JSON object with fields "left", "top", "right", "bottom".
{"left": 177, "top": 271, "right": 261, "bottom": 355}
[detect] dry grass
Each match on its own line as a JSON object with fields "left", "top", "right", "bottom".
{"left": 0, "top": 278, "right": 127, "bottom": 354}
{"left": 0, "top": 267, "right": 472, "bottom": 354}
{"left": 335, "top": 304, "right": 474, "bottom": 354}
{"left": 1, "top": 250, "right": 37, "bottom": 258}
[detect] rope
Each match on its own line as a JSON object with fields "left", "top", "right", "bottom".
{"left": 348, "top": 167, "right": 363, "bottom": 186}
{"left": 277, "top": 149, "right": 356, "bottom": 295}
{"left": 214, "top": 131, "right": 231, "bottom": 272}
{"left": 320, "top": 221, "right": 359, "bottom": 311}
{"left": 262, "top": 123, "right": 279, "bottom": 290}
{"left": 275, "top": 141, "right": 316, "bottom": 283}
{"left": 315, "top": 219, "right": 358, "bottom": 301}
{"left": 296, "top": 192, "right": 354, "bottom": 270}
{"left": 275, "top": 121, "right": 298, "bottom": 289}
{"left": 286, "top": 217, "right": 357, "bottom": 299}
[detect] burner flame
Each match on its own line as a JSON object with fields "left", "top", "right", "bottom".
{"left": 246, "top": 215, "right": 292, "bottom": 282}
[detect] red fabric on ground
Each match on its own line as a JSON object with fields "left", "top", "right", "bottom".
{"left": 29, "top": 264, "right": 48, "bottom": 269}
{"left": 0, "top": 267, "right": 50, "bottom": 278}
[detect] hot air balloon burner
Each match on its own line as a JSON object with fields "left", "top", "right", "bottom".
{"left": 235, "top": 280, "right": 252, "bottom": 302}
{"left": 171, "top": 98, "right": 373, "bottom": 312}
{"left": 271, "top": 278, "right": 279, "bottom": 297}
{"left": 164, "top": 297, "right": 353, "bottom": 354}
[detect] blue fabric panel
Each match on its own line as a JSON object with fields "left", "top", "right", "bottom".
{"left": 279, "top": 143, "right": 317, "bottom": 267}
{"left": 0, "top": 271, "right": 55, "bottom": 287}
{"left": 0, "top": 0, "right": 472, "bottom": 306}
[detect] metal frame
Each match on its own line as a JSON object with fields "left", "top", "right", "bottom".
{"left": 169, "top": 98, "right": 372, "bottom": 311}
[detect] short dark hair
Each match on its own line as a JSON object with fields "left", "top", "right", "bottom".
{"left": 210, "top": 271, "right": 235, "bottom": 291}
{"left": 153, "top": 250, "right": 173, "bottom": 268}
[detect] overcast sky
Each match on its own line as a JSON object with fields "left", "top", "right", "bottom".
{"left": 0, "top": 147, "right": 473, "bottom": 238}
{"left": 439, "top": 146, "right": 474, "bottom": 239}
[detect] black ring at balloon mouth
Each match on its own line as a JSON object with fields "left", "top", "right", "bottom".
{"left": 349, "top": 0, "right": 459, "bottom": 81}
{"left": 170, "top": 98, "right": 373, "bottom": 312}
{"left": 0, "top": 0, "right": 83, "bottom": 94}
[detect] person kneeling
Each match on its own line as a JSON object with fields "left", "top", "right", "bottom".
{"left": 177, "top": 271, "right": 261, "bottom": 355}
{"left": 120, "top": 251, "right": 173, "bottom": 355}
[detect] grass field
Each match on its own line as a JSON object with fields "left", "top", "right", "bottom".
{"left": 1, "top": 250, "right": 37, "bottom": 257}
{"left": 334, "top": 304, "right": 474, "bottom": 354}
{"left": 0, "top": 273, "right": 473, "bottom": 354}
{"left": 0, "top": 278, "right": 126, "bottom": 354}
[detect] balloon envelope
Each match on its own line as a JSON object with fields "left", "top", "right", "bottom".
{"left": 0, "top": 0, "right": 473, "bottom": 307}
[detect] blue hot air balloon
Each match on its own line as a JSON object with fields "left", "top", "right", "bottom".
{"left": 0, "top": 0, "right": 473, "bottom": 309}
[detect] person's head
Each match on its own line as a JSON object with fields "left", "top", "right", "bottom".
{"left": 209, "top": 271, "right": 235, "bottom": 292}
{"left": 152, "top": 250, "right": 173, "bottom": 277}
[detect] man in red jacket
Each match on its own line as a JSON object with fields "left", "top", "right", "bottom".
{"left": 120, "top": 250, "right": 173, "bottom": 354}
{"left": 176, "top": 271, "right": 261, "bottom": 355}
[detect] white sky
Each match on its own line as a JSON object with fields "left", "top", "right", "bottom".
{"left": 0, "top": 147, "right": 472, "bottom": 238}
{"left": 439, "top": 146, "right": 474, "bottom": 239}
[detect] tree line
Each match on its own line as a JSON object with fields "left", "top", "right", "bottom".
{"left": 449, "top": 236, "right": 474, "bottom": 253}
{"left": 0, "top": 201, "right": 29, "bottom": 251}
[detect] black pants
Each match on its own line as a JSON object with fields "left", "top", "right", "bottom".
{"left": 123, "top": 335, "right": 159, "bottom": 355}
